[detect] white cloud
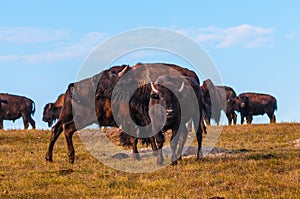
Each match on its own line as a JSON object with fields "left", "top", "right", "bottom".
{"left": 0, "top": 28, "right": 108, "bottom": 64}
{"left": 179, "top": 24, "right": 274, "bottom": 48}
{"left": 0, "top": 25, "right": 275, "bottom": 65}
{"left": 0, "top": 27, "right": 69, "bottom": 44}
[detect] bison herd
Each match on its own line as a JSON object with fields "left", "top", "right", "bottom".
{"left": 0, "top": 63, "right": 277, "bottom": 165}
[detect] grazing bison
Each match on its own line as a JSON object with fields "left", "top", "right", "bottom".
{"left": 217, "top": 86, "right": 237, "bottom": 125}
{"left": 201, "top": 79, "right": 237, "bottom": 125}
{"left": 228, "top": 92, "right": 277, "bottom": 124}
{"left": 46, "top": 65, "right": 156, "bottom": 163}
{"left": 149, "top": 75, "right": 204, "bottom": 165}
{"left": 42, "top": 94, "right": 65, "bottom": 127}
{"left": 0, "top": 93, "right": 35, "bottom": 129}
{"left": 46, "top": 65, "right": 129, "bottom": 163}
{"left": 111, "top": 63, "right": 202, "bottom": 165}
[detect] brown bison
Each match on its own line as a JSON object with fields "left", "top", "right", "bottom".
{"left": 42, "top": 94, "right": 65, "bottom": 127}
{"left": 111, "top": 63, "right": 201, "bottom": 164}
{"left": 149, "top": 75, "right": 204, "bottom": 165}
{"left": 0, "top": 93, "right": 35, "bottom": 129}
{"left": 46, "top": 63, "right": 202, "bottom": 164}
{"left": 46, "top": 65, "right": 129, "bottom": 163}
{"left": 201, "top": 79, "right": 237, "bottom": 125}
{"left": 228, "top": 92, "right": 277, "bottom": 124}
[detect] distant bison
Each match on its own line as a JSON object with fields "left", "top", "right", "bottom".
{"left": 0, "top": 93, "right": 36, "bottom": 129}
{"left": 42, "top": 94, "right": 65, "bottom": 127}
{"left": 201, "top": 79, "right": 237, "bottom": 125}
{"left": 228, "top": 92, "right": 277, "bottom": 124}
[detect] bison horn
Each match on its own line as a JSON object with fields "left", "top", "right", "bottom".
{"left": 146, "top": 67, "right": 159, "bottom": 94}
{"left": 178, "top": 82, "right": 185, "bottom": 93}
{"left": 118, "top": 65, "right": 129, "bottom": 77}
{"left": 150, "top": 82, "right": 159, "bottom": 94}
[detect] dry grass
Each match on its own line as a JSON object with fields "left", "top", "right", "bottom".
{"left": 0, "top": 123, "right": 300, "bottom": 198}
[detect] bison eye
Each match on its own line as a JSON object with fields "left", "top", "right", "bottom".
{"left": 150, "top": 93, "right": 160, "bottom": 99}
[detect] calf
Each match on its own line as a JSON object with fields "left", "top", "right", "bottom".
{"left": 42, "top": 94, "right": 65, "bottom": 127}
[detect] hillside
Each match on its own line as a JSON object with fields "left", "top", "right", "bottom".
{"left": 0, "top": 123, "right": 299, "bottom": 198}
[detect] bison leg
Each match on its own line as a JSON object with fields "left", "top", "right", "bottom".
{"left": 63, "top": 121, "right": 77, "bottom": 164}
{"left": 149, "top": 136, "right": 158, "bottom": 156}
{"left": 268, "top": 112, "right": 276, "bottom": 123}
{"left": 203, "top": 112, "right": 211, "bottom": 126}
{"left": 46, "top": 120, "right": 64, "bottom": 162}
{"left": 170, "top": 128, "right": 180, "bottom": 165}
{"left": 22, "top": 118, "right": 29, "bottom": 129}
{"left": 155, "top": 132, "right": 165, "bottom": 165}
{"left": 130, "top": 136, "right": 141, "bottom": 161}
{"left": 246, "top": 116, "right": 253, "bottom": 124}
{"left": 176, "top": 126, "right": 188, "bottom": 161}
{"left": 241, "top": 114, "right": 245, "bottom": 124}
{"left": 0, "top": 118, "right": 3, "bottom": 129}
{"left": 226, "top": 112, "right": 233, "bottom": 126}
{"left": 28, "top": 117, "right": 36, "bottom": 129}
{"left": 233, "top": 112, "right": 237, "bottom": 125}
{"left": 194, "top": 118, "right": 203, "bottom": 160}
{"left": 271, "top": 115, "right": 276, "bottom": 123}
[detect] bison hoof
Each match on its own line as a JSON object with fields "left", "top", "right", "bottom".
{"left": 46, "top": 157, "right": 53, "bottom": 162}
{"left": 157, "top": 159, "right": 164, "bottom": 166}
{"left": 133, "top": 153, "right": 141, "bottom": 161}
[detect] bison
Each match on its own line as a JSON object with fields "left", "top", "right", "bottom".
{"left": 46, "top": 63, "right": 202, "bottom": 164}
{"left": 149, "top": 75, "right": 204, "bottom": 165}
{"left": 217, "top": 86, "right": 237, "bottom": 125}
{"left": 46, "top": 65, "right": 129, "bottom": 163}
{"left": 228, "top": 92, "right": 277, "bottom": 124}
{"left": 42, "top": 94, "right": 65, "bottom": 127}
{"left": 110, "top": 63, "right": 202, "bottom": 165}
{"left": 0, "top": 93, "right": 35, "bottom": 129}
{"left": 201, "top": 79, "right": 237, "bottom": 125}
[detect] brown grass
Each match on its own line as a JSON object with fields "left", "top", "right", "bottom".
{"left": 0, "top": 123, "right": 300, "bottom": 198}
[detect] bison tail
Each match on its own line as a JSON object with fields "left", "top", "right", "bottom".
{"left": 31, "top": 101, "right": 36, "bottom": 116}
{"left": 274, "top": 101, "right": 278, "bottom": 111}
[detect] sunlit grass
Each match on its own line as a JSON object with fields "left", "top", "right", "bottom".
{"left": 0, "top": 123, "right": 299, "bottom": 198}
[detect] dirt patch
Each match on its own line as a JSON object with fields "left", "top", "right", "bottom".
{"left": 112, "top": 146, "right": 235, "bottom": 159}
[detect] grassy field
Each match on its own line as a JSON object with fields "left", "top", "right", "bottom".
{"left": 0, "top": 123, "right": 299, "bottom": 198}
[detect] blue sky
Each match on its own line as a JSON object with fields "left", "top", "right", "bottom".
{"left": 1, "top": 1, "right": 300, "bottom": 129}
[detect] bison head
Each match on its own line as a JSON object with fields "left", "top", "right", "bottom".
{"left": 149, "top": 76, "right": 186, "bottom": 134}
{"left": 42, "top": 103, "right": 56, "bottom": 127}
{"left": 227, "top": 96, "right": 249, "bottom": 112}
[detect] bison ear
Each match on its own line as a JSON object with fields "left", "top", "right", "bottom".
{"left": 150, "top": 93, "right": 160, "bottom": 100}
